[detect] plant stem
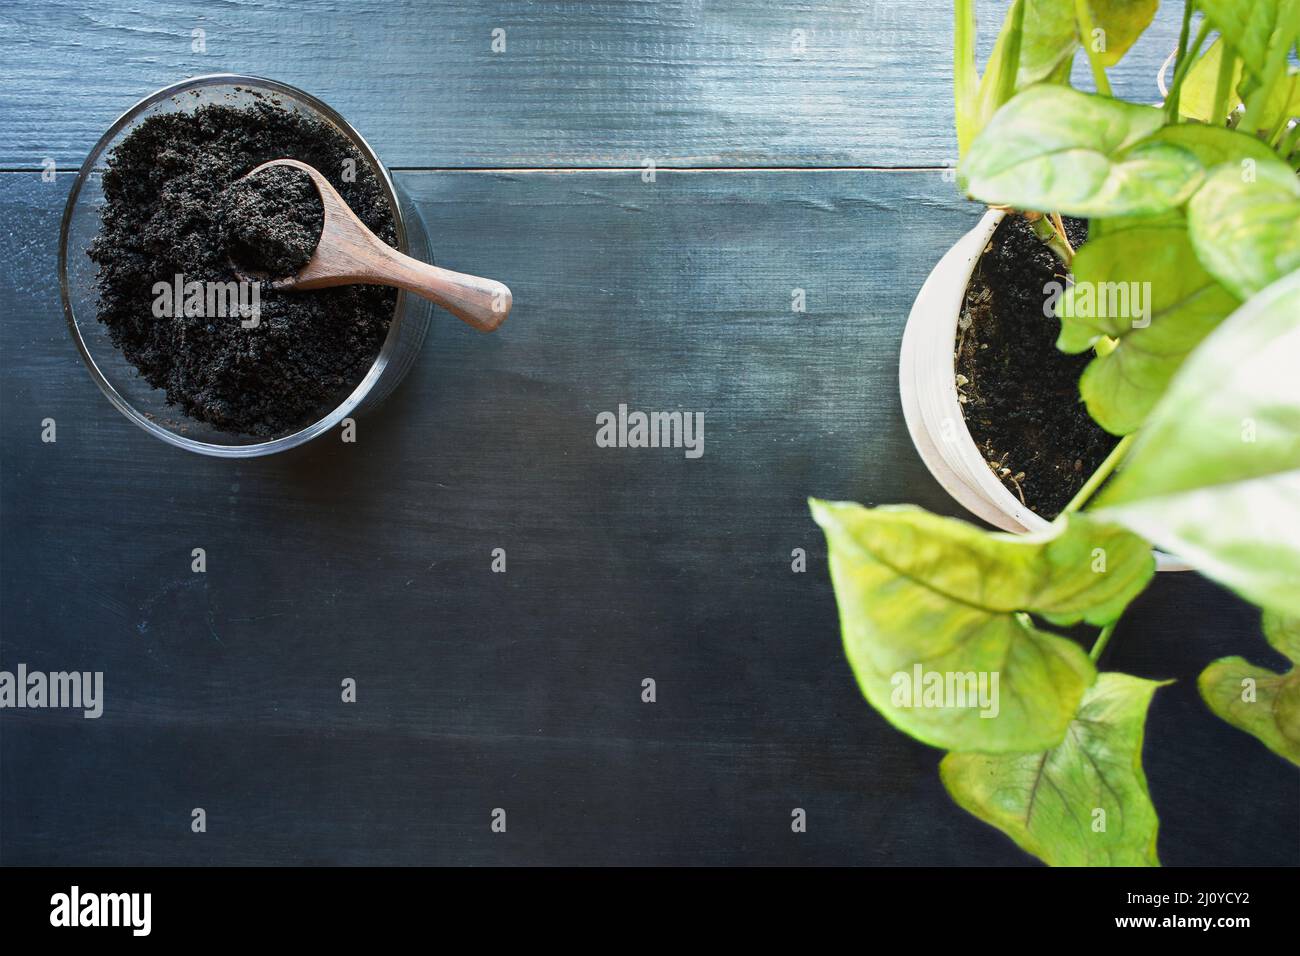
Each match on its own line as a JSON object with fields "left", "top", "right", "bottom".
{"left": 1089, "top": 622, "right": 1117, "bottom": 662}
{"left": 1240, "top": 29, "right": 1292, "bottom": 137}
{"left": 1279, "top": 121, "right": 1300, "bottom": 161}
{"left": 993, "top": 0, "right": 1026, "bottom": 110}
{"left": 1165, "top": 0, "right": 1194, "bottom": 118}
{"left": 1266, "top": 108, "right": 1293, "bottom": 148}
{"left": 1063, "top": 433, "right": 1136, "bottom": 514}
{"left": 1025, "top": 211, "right": 1073, "bottom": 265}
{"left": 1074, "top": 0, "right": 1112, "bottom": 96}
{"left": 1211, "top": 41, "right": 1236, "bottom": 126}
{"left": 954, "top": 0, "right": 978, "bottom": 156}
{"left": 1050, "top": 212, "right": 1075, "bottom": 258}
{"left": 1165, "top": 17, "right": 1212, "bottom": 122}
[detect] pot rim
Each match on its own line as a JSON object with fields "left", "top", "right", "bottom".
{"left": 900, "top": 207, "right": 1190, "bottom": 572}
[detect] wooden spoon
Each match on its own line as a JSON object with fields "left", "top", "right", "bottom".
{"left": 238, "top": 159, "right": 511, "bottom": 333}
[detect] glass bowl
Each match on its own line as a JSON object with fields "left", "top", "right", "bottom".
{"left": 59, "top": 74, "right": 432, "bottom": 457}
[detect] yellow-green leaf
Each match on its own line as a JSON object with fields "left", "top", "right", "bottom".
{"left": 1056, "top": 225, "right": 1240, "bottom": 434}
{"left": 809, "top": 501, "right": 1154, "bottom": 752}
{"left": 1094, "top": 272, "right": 1300, "bottom": 616}
{"left": 959, "top": 86, "right": 1203, "bottom": 217}
{"left": 1199, "top": 611, "right": 1300, "bottom": 765}
{"left": 1179, "top": 37, "right": 1244, "bottom": 123}
{"left": 1187, "top": 160, "right": 1300, "bottom": 300}
{"left": 1198, "top": 0, "right": 1298, "bottom": 78}
{"left": 941, "top": 672, "right": 1167, "bottom": 867}
{"left": 1017, "top": 0, "right": 1078, "bottom": 84}
{"left": 1140, "top": 123, "right": 1282, "bottom": 168}
{"left": 1174, "top": 38, "right": 1299, "bottom": 128}
{"left": 1090, "top": 0, "right": 1161, "bottom": 67}
{"left": 1015, "top": 0, "right": 1157, "bottom": 82}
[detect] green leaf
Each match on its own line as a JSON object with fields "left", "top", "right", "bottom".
{"left": 959, "top": 0, "right": 1028, "bottom": 156}
{"left": 1088, "top": 209, "right": 1185, "bottom": 239}
{"left": 1198, "top": 0, "right": 1297, "bottom": 78}
{"left": 1266, "top": 611, "right": 1300, "bottom": 660}
{"left": 1094, "top": 271, "right": 1300, "bottom": 616}
{"left": 954, "top": 0, "right": 980, "bottom": 156}
{"left": 1187, "top": 160, "right": 1300, "bottom": 300}
{"left": 941, "top": 672, "right": 1167, "bottom": 867}
{"left": 1089, "top": 0, "right": 1161, "bottom": 67}
{"left": 1088, "top": 128, "right": 1274, "bottom": 279}
{"left": 1017, "top": 0, "right": 1078, "bottom": 84}
{"left": 1179, "top": 38, "right": 1244, "bottom": 123}
{"left": 1140, "top": 123, "right": 1283, "bottom": 169}
{"left": 1199, "top": 611, "right": 1300, "bottom": 765}
{"left": 808, "top": 501, "right": 1155, "bottom": 752}
{"left": 1056, "top": 226, "right": 1241, "bottom": 434}
{"left": 959, "top": 86, "right": 1204, "bottom": 217}
{"left": 1015, "top": 0, "right": 1156, "bottom": 83}
{"left": 1171, "top": 38, "right": 1299, "bottom": 128}
{"left": 1247, "top": 69, "right": 1300, "bottom": 136}
{"left": 1239, "top": 3, "right": 1300, "bottom": 134}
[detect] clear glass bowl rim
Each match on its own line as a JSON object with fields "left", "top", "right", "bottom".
{"left": 58, "top": 73, "right": 411, "bottom": 458}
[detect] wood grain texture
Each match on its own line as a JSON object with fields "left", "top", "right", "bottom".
{"left": 0, "top": 0, "right": 1183, "bottom": 169}
{"left": 1, "top": 170, "right": 1295, "bottom": 865}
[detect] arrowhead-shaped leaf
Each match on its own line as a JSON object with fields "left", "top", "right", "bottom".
{"left": 1056, "top": 226, "right": 1240, "bottom": 435}
{"left": 809, "top": 501, "right": 1154, "bottom": 752}
{"left": 941, "top": 672, "right": 1167, "bottom": 867}
{"left": 1199, "top": 611, "right": 1300, "bottom": 765}
{"left": 1015, "top": 0, "right": 1158, "bottom": 83}
{"left": 1094, "top": 272, "right": 1300, "bottom": 616}
{"left": 1188, "top": 160, "right": 1300, "bottom": 300}
{"left": 959, "top": 86, "right": 1203, "bottom": 217}
{"left": 1087, "top": 127, "right": 1280, "bottom": 242}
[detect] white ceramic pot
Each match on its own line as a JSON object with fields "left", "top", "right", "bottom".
{"left": 899, "top": 208, "right": 1188, "bottom": 571}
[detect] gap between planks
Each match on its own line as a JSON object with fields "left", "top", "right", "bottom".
{"left": 0, "top": 165, "right": 953, "bottom": 175}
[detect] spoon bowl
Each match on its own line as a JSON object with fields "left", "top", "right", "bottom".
{"left": 240, "top": 158, "right": 512, "bottom": 333}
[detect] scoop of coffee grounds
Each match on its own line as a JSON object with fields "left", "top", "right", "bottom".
{"left": 220, "top": 164, "right": 323, "bottom": 278}
{"left": 955, "top": 214, "right": 1118, "bottom": 518}
{"left": 89, "top": 99, "right": 397, "bottom": 437}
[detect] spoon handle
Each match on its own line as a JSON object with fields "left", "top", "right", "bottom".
{"left": 377, "top": 251, "right": 512, "bottom": 333}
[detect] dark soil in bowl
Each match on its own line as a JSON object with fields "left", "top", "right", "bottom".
{"left": 88, "top": 97, "right": 397, "bottom": 437}
{"left": 955, "top": 214, "right": 1118, "bottom": 519}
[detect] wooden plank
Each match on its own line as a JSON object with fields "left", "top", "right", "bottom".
{"left": 1, "top": 169, "right": 1294, "bottom": 864}
{"left": 0, "top": 0, "right": 1183, "bottom": 169}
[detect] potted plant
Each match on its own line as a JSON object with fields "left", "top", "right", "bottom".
{"left": 813, "top": 0, "right": 1300, "bottom": 865}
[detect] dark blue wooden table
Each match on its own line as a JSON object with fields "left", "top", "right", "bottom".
{"left": 1, "top": 0, "right": 1295, "bottom": 865}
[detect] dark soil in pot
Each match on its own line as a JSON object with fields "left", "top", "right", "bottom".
{"left": 88, "top": 97, "right": 397, "bottom": 437}
{"left": 955, "top": 214, "right": 1118, "bottom": 519}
